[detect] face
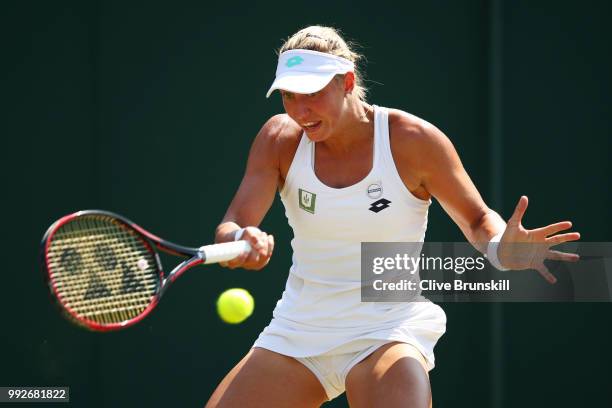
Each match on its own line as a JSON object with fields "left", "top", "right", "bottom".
{"left": 280, "top": 74, "right": 353, "bottom": 142}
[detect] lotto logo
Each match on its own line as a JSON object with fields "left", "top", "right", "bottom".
{"left": 369, "top": 198, "right": 391, "bottom": 213}
{"left": 286, "top": 56, "right": 304, "bottom": 67}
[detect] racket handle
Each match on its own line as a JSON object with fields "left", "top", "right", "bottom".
{"left": 199, "top": 241, "right": 252, "bottom": 264}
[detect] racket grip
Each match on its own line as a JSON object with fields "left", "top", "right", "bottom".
{"left": 199, "top": 241, "right": 252, "bottom": 264}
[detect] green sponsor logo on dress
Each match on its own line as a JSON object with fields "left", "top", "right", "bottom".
{"left": 298, "top": 188, "right": 316, "bottom": 214}
{"left": 286, "top": 56, "right": 304, "bottom": 67}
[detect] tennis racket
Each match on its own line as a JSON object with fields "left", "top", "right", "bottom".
{"left": 40, "top": 210, "right": 251, "bottom": 331}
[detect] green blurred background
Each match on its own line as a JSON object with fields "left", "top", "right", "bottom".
{"left": 2, "top": 1, "right": 610, "bottom": 406}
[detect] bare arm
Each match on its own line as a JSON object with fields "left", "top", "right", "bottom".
{"left": 393, "top": 114, "right": 505, "bottom": 253}
{"left": 215, "top": 114, "right": 290, "bottom": 269}
{"left": 393, "top": 112, "right": 580, "bottom": 282}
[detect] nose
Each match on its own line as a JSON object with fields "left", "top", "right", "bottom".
{"left": 291, "top": 97, "right": 311, "bottom": 121}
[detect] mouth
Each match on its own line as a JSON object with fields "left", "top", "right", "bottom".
{"left": 301, "top": 121, "right": 322, "bottom": 133}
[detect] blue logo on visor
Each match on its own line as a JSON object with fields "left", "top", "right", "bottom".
{"left": 286, "top": 56, "right": 304, "bottom": 68}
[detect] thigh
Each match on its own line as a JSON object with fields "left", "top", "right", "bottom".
{"left": 205, "top": 347, "right": 328, "bottom": 408}
{"left": 345, "top": 342, "right": 431, "bottom": 408}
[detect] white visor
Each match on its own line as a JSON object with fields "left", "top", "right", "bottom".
{"left": 266, "top": 49, "right": 354, "bottom": 98}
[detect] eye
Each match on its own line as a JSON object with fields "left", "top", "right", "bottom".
{"left": 281, "top": 91, "right": 294, "bottom": 100}
{"left": 307, "top": 92, "right": 319, "bottom": 97}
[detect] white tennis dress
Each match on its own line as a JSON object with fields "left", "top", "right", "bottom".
{"left": 253, "top": 105, "right": 446, "bottom": 397}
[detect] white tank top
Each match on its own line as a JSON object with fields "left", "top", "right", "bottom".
{"left": 255, "top": 106, "right": 446, "bottom": 364}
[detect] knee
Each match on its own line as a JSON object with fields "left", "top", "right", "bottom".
{"left": 385, "top": 356, "right": 431, "bottom": 400}
{"left": 346, "top": 356, "right": 431, "bottom": 408}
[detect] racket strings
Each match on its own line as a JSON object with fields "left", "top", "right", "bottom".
{"left": 46, "top": 215, "right": 160, "bottom": 325}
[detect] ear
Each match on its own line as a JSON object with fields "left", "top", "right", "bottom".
{"left": 344, "top": 72, "right": 356, "bottom": 93}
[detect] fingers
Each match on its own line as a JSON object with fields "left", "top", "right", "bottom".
{"left": 546, "top": 232, "right": 581, "bottom": 245}
{"left": 508, "top": 196, "right": 528, "bottom": 227}
{"left": 536, "top": 264, "right": 557, "bottom": 284}
{"left": 252, "top": 235, "right": 275, "bottom": 270}
{"left": 532, "top": 221, "right": 573, "bottom": 238}
{"left": 244, "top": 233, "right": 275, "bottom": 270}
{"left": 547, "top": 250, "right": 580, "bottom": 262}
{"left": 223, "top": 250, "right": 250, "bottom": 270}
{"left": 220, "top": 227, "right": 274, "bottom": 271}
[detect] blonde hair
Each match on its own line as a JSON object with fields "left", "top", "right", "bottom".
{"left": 279, "top": 26, "right": 368, "bottom": 101}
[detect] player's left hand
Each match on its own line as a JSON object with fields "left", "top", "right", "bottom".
{"left": 497, "top": 196, "right": 581, "bottom": 284}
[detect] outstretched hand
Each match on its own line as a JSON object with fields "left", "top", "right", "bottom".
{"left": 498, "top": 196, "right": 580, "bottom": 284}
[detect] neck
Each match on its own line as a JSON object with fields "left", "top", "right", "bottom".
{"left": 319, "top": 98, "right": 374, "bottom": 154}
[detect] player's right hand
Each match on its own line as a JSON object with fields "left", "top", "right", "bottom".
{"left": 221, "top": 226, "right": 274, "bottom": 270}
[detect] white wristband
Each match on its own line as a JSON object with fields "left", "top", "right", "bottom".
{"left": 234, "top": 227, "right": 246, "bottom": 241}
{"left": 487, "top": 232, "right": 509, "bottom": 271}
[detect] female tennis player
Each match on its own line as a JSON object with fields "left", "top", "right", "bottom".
{"left": 205, "top": 26, "right": 580, "bottom": 408}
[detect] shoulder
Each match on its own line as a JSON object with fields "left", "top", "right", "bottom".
{"left": 387, "top": 108, "right": 458, "bottom": 167}
{"left": 252, "top": 114, "right": 302, "bottom": 177}
{"left": 387, "top": 109, "right": 449, "bottom": 149}
{"left": 257, "top": 114, "right": 302, "bottom": 146}
{"left": 259, "top": 114, "right": 299, "bottom": 136}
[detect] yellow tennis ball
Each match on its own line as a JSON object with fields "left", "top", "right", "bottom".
{"left": 216, "top": 288, "right": 254, "bottom": 324}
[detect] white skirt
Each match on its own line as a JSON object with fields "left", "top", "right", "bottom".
{"left": 253, "top": 275, "right": 447, "bottom": 371}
